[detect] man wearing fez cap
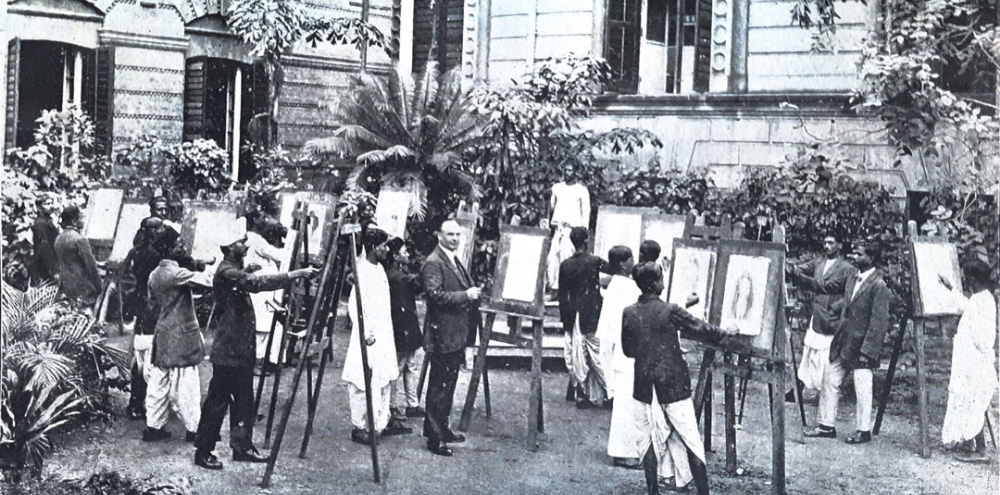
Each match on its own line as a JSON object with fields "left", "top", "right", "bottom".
{"left": 805, "top": 242, "right": 889, "bottom": 445}
{"left": 193, "top": 217, "right": 318, "bottom": 470}
{"left": 54, "top": 204, "right": 102, "bottom": 306}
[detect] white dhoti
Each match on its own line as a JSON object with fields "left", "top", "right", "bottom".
{"left": 145, "top": 364, "right": 201, "bottom": 432}
{"left": 565, "top": 315, "right": 589, "bottom": 388}
{"left": 798, "top": 327, "right": 834, "bottom": 390}
{"left": 941, "top": 290, "right": 998, "bottom": 446}
{"left": 133, "top": 334, "right": 154, "bottom": 383}
{"left": 252, "top": 292, "right": 284, "bottom": 364}
{"left": 348, "top": 382, "right": 392, "bottom": 431}
{"left": 655, "top": 395, "right": 707, "bottom": 488}
{"left": 547, "top": 224, "right": 575, "bottom": 291}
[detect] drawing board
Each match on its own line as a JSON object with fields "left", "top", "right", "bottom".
{"left": 487, "top": 226, "right": 551, "bottom": 318}
{"left": 374, "top": 187, "right": 411, "bottom": 239}
{"left": 181, "top": 201, "right": 242, "bottom": 263}
{"left": 593, "top": 206, "right": 653, "bottom": 260}
{"left": 277, "top": 191, "right": 338, "bottom": 263}
{"left": 667, "top": 238, "right": 717, "bottom": 322}
{"left": 910, "top": 238, "right": 963, "bottom": 316}
{"left": 83, "top": 188, "right": 124, "bottom": 246}
{"left": 708, "top": 240, "right": 786, "bottom": 356}
{"left": 454, "top": 214, "right": 477, "bottom": 271}
{"left": 108, "top": 199, "right": 150, "bottom": 262}
{"left": 642, "top": 214, "right": 687, "bottom": 261}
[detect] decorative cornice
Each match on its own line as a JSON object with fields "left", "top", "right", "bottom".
{"left": 116, "top": 89, "right": 184, "bottom": 98}
{"left": 117, "top": 65, "right": 185, "bottom": 75}
{"left": 593, "top": 92, "right": 858, "bottom": 118}
{"left": 8, "top": 5, "right": 104, "bottom": 22}
{"left": 114, "top": 113, "right": 184, "bottom": 121}
{"left": 186, "top": 25, "right": 240, "bottom": 39}
{"left": 282, "top": 53, "right": 391, "bottom": 75}
{"left": 100, "top": 30, "right": 190, "bottom": 51}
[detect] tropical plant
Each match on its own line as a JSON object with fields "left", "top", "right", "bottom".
{"left": 305, "top": 62, "right": 483, "bottom": 222}
{"left": 918, "top": 185, "right": 998, "bottom": 281}
{"left": 109, "top": 138, "right": 233, "bottom": 199}
{"left": 1, "top": 283, "right": 129, "bottom": 478}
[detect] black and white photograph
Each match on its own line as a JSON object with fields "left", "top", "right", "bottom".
{"left": 1, "top": 0, "right": 998, "bottom": 494}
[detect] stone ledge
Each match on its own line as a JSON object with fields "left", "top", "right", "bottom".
{"left": 99, "top": 30, "right": 190, "bottom": 51}
{"left": 593, "top": 92, "right": 857, "bottom": 118}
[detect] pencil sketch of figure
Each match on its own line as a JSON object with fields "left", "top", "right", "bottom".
{"left": 720, "top": 255, "right": 770, "bottom": 336}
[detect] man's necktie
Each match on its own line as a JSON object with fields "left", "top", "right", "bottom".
{"left": 455, "top": 257, "right": 471, "bottom": 285}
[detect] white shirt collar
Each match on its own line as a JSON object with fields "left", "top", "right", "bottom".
{"left": 857, "top": 267, "right": 875, "bottom": 283}
{"left": 440, "top": 245, "right": 459, "bottom": 263}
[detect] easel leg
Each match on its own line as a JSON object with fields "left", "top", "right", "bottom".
{"left": 771, "top": 362, "right": 786, "bottom": 495}
{"left": 693, "top": 350, "right": 716, "bottom": 420}
{"left": 300, "top": 337, "right": 332, "bottom": 458}
{"left": 915, "top": 318, "right": 930, "bottom": 458}
{"left": 724, "top": 353, "right": 737, "bottom": 474}
{"left": 263, "top": 329, "right": 288, "bottom": 449}
{"left": 460, "top": 312, "right": 496, "bottom": 432}
{"left": 255, "top": 315, "right": 281, "bottom": 416}
{"left": 786, "top": 328, "right": 807, "bottom": 427}
{"left": 874, "top": 318, "right": 909, "bottom": 436}
{"left": 261, "top": 345, "right": 310, "bottom": 488}
{"left": 704, "top": 369, "right": 713, "bottom": 452}
{"left": 527, "top": 319, "right": 544, "bottom": 452}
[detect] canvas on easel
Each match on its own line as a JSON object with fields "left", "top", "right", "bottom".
{"left": 911, "top": 239, "right": 963, "bottom": 316}
{"left": 667, "top": 238, "right": 717, "bottom": 321}
{"left": 108, "top": 199, "right": 150, "bottom": 263}
{"left": 374, "top": 186, "right": 411, "bottom": 239}
{"left": 278, "top": 191, "right": 338, "bottom": 263}
{"left": 487, "top": 225, "right": 551, "bottom": 319}
{"left": 593, "top": 206, "right": 651, "bottom": 259}
{"left": 643, "top": 213, "right": 687, "bottom": 261}
{"left": 83, "top": 188, "right": 125, "bottom": 250}
{"left": 181, "top": 201, "right": 242, "bottom": 264}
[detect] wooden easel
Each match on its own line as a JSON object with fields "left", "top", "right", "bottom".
{"left": 261, "top": 214, "right": 366, "bottom": 487}
{"left": 681, "top": 224, "right": 792, "bottom": 495}
{"left": 458, "top": 225, "right": 550, "bottom": 451}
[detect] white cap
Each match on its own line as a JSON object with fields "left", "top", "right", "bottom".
{"left": 217, "top": 216, "right": 248, "bottom": 247}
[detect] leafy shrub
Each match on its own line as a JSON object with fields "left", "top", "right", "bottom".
{"left": 2, "top": 470, "right": 188, "bottom": 494}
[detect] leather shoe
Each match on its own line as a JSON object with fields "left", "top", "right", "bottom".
{"left": 194, "top": 451, "right": 223, "bottom": 470}
{"left": 351, "top": 428, "right": 376, "bottom": 446}
{"left": 382, "top": 419, "right": 413, "bottom": 436}
{"left": 405, "top": 406, "right": 426, "bottom": 418}
{"left": 844, "top": 430, "right": 872, "bottom": 444}
{"left": 427, "top": 441, "right": 453, "bottom": 457}
{"left": 443, "top": 431, "right": 465, "bottom": 443}
{"left": 803, "top": 426, "right": 837, "bottom": 439}
{"left": 232, "top": 448, "right": 269, "bottom": 463}
{"left": 141, "top": 427, "right": 171, "bottom": 442}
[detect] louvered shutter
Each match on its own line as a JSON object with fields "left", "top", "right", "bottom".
{"left": 93, "top": 46, "right": 115, "bottom": 158}
{"left": 692, "top": 0, "right": 713, "bottom": 93}
{"left": 183, "top": 58, "right": 208, "bottom": 141}
{"left": 248, "top": 61, "right": 275, "bottom": 149}
{"left": 5, "top": 38, "right": 20, "bottom": 153}
{"left": 605, "top": 0, "right": 641, "bottom": 94}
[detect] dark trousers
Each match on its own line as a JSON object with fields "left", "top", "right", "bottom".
{"left": 423, "top": 350, "right": 464, "bottom": 441}
{"left": 195, "top": 364, "right": 255, "bottom": 454}
{"left": 128, "top": 361, "right": 147, "bottom": 413}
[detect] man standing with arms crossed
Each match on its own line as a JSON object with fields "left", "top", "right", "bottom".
{"left": 421, "top": 218, "right": 480, "bottom": 456}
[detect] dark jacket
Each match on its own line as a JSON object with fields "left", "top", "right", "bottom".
{"left": 790, "top": 256, "right": 857, "bottom": 336}
{"left": 622, "top": 294, "right": 721, "bottom": 404}
{"left": 386, "top": 265, "right": 424, "bottom": 354}
{"left": 30, "top": 214, "right": 59, "bottom": 282}
{"left": 211, "top": 258, "right": 291, "bottom": 367}
{"left": 558, "top": 252, "right": 604, "bottom": 335}
{"left": 830, "top": 269, "right": 889, "bottom": 369}
{"left": 54, "top": 228, "right": 102, "bottom": 303}
{"left": 421, "top": 246, "right": 478, "bottom": 354}
{"left": 148, "top": 260, "right": 205, "bottom": 368}
{"left": 126, "top": 243, "right": 163, "bottom": 335}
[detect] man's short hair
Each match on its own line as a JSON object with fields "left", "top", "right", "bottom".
{"left": 963, "top": 259, "right": 992, "bottom": 286}
{"left": 639, "top": 240, "right": 661, "bottom": 263}
{"left": 608, "top": 245, "right": 632, "bottom": 271}
{"left": 151, "top": 226, "right": 181, "bottom": 258}
{"left": 438, "top": 217, "right": 460, "bottom": 232}
{"left": 148, "top": 196, "right": 167, "bottom": 208}
{"left": 385, "top": 237, "right": 406, "bottom": 263}
{"left": 361, "top": 228, "right": 389, "bottom": 254}
{"left": 60, "top": 205, "right": 82, "bottom": 227}
{"left": 632, "top": 261, "right": 663, "bottom": 294}
{"left": 569, "top": 227, "right": 589, "bottom": 249}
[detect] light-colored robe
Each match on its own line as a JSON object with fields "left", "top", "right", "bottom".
{"left": 941, "top": 288, "right": 998, "bottom": 446}
{"left": 343, "top": 257, "right": 399, "bottom": 391}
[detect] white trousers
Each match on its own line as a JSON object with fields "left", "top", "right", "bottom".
{"left": 253, "top": 293, "right": 284, "bottom": 364}
{"left": 145, "top": 364, "right": 201, "bottom": 432}
{"left": 348, "top": 382, "right": 392, "bottom": 431}
{"left": 391, "top": 348, "right": 425, "bottom": 409}
{"left": 798, "top": 328, "right": 833, "bottom": 390}
{"left": 133, "top": 335, "right": 154, "bottom": 383}
{"left": 817, "top": 360, "right": 873, "bottom": 432}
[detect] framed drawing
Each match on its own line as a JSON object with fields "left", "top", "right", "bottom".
{"left": 108, "top": 199, "right": 149, "bottom": 262}
{"left": 454, "top": 213, "right": 477, "bottom": 271}
{"left": 83, "top": 188, "right": 124, "bottom": 247}
{"left": 642, "top": 213, "right": 687, "bottom": 261}
{"left": 486, "top": 226, "right": 551, "bottom": 318}
{"left": 666, "top": 238, "right": 717, "bottom": 322}
{"left": 277, "top": 191, "right": 338, "bottom": 263}
{"left": 374, "top": 187, "right": 411, "bottom": 239}
{"left": 181, "top": 201, "right": 242, "bottom": 262}
{"left": 594, "top": 206, "right": 653, "bottom": 260}
{"left": 708, "top": 240, "right": 786, "bottom": 356}
{"left": 910, "top": 238, "right": 963, "bottom": 316}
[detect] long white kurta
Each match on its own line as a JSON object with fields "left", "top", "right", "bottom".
{"left": 343, "top": 258, "right": 399, "bottom": 391}
{"left": 941, "top": 288, "right": 998, "bottom": 446}
{"left": 245, "top": 231, "right": 285, "bottom": 363}
{"left": 596, "top": 275, "right": 689, "bottom": 483}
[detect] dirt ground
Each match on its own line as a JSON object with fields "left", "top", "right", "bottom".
{"left": 42, "top": 316, "right": 999, "bottom": 495}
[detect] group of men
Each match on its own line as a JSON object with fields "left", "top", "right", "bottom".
{"left": 27, "top": 185, "right": 997, "bottom": 489}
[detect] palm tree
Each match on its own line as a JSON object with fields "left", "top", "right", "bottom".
{"left": 304, "top": 61, "right": 482, "bottom": 220}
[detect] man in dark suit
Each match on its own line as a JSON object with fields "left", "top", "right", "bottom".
{"left": 622, "top": 262, "right": 723, "bottom": 495}
{"left": 53, "top": 205, "right": 102, "bottom": 306}
{"left": 421, "top": 218, "right": 481, "bottom": 456}
{"left": 805, "top": 243, "right": 889, "bottom": 444}
{"left": 30, "top": 194, "right": 60, "bottom": 284}
{"left": 786, "top": 234, "right": 857, "bottom": 398}
{"left": 559, "top": 227, "right": 606, "bottom": 408}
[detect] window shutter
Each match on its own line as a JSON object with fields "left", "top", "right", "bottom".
{"left": 692, "top": 0, "right": 713, "bottom": 93}
{"left": 605, "top": 0, "right": 641, "bottom": 94}
{"left": 248, "top": 61, "right": 275, "bottom": 149}
{"left": 183, "top": 58, "right": 208, "bottom": 141}
{"left": 5, "top": 38, "right": 20, "bottom": 153}
{"left": 94, "top": 46, "right": 115, "bottom": 158}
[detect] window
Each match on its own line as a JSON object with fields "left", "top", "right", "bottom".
{"left": 647, "top": 0, "right": 668, "bottom": 43}
{"left": 4, "top": 40, "right": 112, "bottom": 154}
{"left": 183, "top": 58, "right": 269, "bottom": 182}
{"left": 605, "top": 0, "right": 642, "bottom": 93}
